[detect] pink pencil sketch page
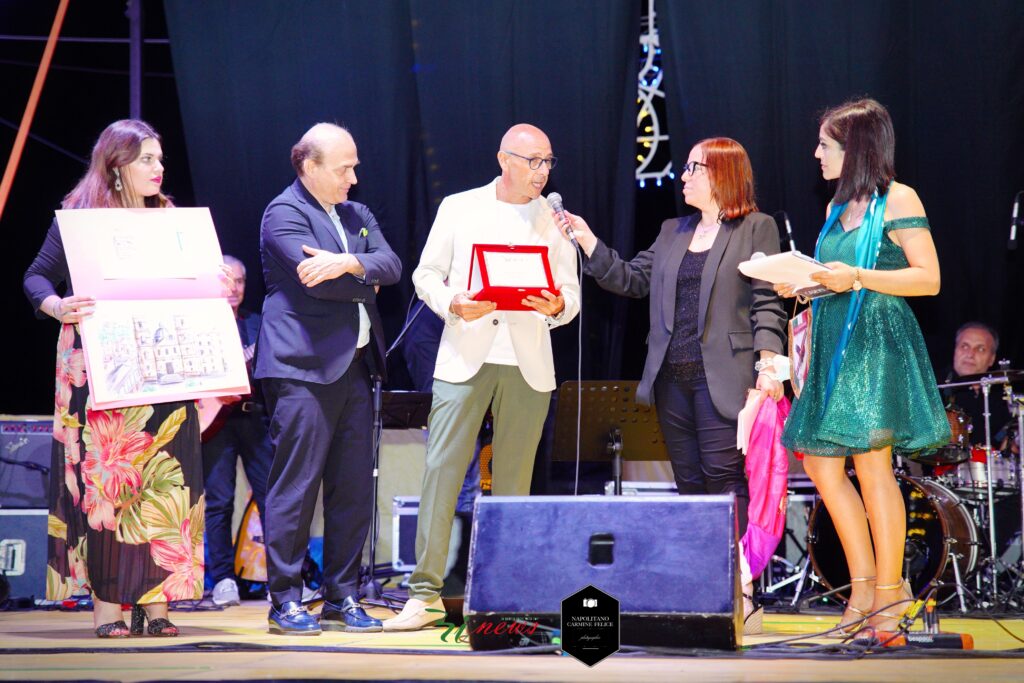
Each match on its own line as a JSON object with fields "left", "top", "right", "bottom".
{"left": 56, "top": 208, "right": 249, "bottom": 409}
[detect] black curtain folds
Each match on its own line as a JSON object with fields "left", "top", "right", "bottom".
{"left": 164, "top": 1, "right": 427, "bottom": 337}
{"left": 656, "top": 0, "right": 1024, "bottom": 367}
{"left": 165, "top": 1, "right": 1022, "bottom": 383}
{"left": 408, "top": 1, "right": 641, "bottom": 380}
{"left": 165, "top": 0, "right": 641, "bottom": 384}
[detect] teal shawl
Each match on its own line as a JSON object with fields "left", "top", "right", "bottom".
{"left": 812, "top": 187, "right": 890, "bottom": 407}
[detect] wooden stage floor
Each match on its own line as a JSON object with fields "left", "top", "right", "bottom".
{"left": 1, "top": 601, "right": 1022, "bottom": 682}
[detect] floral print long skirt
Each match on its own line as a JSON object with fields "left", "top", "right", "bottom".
{"left": 47, "top": 323, "right": 204, "bottom": 604}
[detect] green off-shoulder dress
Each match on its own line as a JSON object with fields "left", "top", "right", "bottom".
{"left": 782, "top": 216, "right": 951, "bottom": 458}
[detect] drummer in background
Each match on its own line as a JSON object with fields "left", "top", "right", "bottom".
{"left": 941, "top": 322, "right": 1013, "bottom": 451}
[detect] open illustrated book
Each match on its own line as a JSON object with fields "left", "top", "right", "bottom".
{"left": 57, "top": 207, "right": 249, "bottom": 409}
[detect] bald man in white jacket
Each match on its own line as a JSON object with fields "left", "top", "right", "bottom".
{"left": 384, "top": 124, "right": 579, "bottom": 631}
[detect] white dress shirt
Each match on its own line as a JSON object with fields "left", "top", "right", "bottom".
{"left": 328, "top": 206, "right": 371, "bottom": 348}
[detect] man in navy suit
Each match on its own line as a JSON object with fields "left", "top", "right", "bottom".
{"left": 255, "top": 123, "right": 401, "bottom": 635}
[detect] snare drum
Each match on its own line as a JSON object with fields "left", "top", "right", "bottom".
{"left": 951, "top": 447, "right": 1019, "bottom": 494}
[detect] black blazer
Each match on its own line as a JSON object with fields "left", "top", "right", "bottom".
{"left": 254, "top": 179, "right": 401, "bottom": 384}
{"left": 585, "top": 212, "right": 786, "bottom": 418}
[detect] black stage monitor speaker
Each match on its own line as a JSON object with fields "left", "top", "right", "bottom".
{"left": 0, "top": 417, "right": 52, "bottom": 509}
{"left": 0, "top": 509, "right": 48, "bottom": 601}
{"left": 464, "top": 495, "right": 740, "bottom": 651}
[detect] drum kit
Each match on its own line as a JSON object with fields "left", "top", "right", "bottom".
{"left": 772, "top": 364, "right": 1024, "bottom": 614}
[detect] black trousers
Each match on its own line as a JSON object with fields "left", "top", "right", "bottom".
{"left": 262, "top": 359, "right": 373, "bottom": 605}
{"left": 653, "top": 374, "right": 749, "bottom": 539}
{"left": 201, "top": 409, "right": 273, "bottom": 583}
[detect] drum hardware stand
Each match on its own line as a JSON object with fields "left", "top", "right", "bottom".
{"left": 946, "top": 549, "right": 969, "bottom": 613}
{"left": 761, "top": 526, "right": 807, "bottom": 598}
{"left": 1012, "top": 390, "right": 1024, "bottom": 576}
{"left": 1003, "top": 387, "right": 1024, "bottom": 610}
{"left": 938, "top": 373, "right": 1012, "bottom": 602}
{"left": 789, "top": 554, "right": 827, "bottom": 609}
{"left": 794, "top": 575, "right": 855, "bottom": 611}
{"left": 981, "top": 378, "right": 999, "bottom": 601}
{"left": 762, "top": 554, "right": 809, "bottom": 601}
{"left": 786, "top": 500, "right": 832, "bottom": 609}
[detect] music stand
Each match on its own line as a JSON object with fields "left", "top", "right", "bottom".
{"left": 381, "top": 390, "right": 432, "bottom": 430}
{"left": 551, "top": 381, "right": 669, "bottom": 494}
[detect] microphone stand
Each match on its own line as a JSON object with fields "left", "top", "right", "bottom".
{"left": 774, "top": 211, "right": 797, "bottom": 252}
{"left": 361, "top": 369, "right": 386, "bottom": 601}
{"left": 360, "top": 293, "right": 431, "bottom": 607}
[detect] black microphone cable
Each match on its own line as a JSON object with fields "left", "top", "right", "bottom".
{"left": 549, "top": 192, "right": 585, "bottom": 495}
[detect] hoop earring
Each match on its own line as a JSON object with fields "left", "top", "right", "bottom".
{"left": 113, "top": 168, "right": 123, "bottom": 192}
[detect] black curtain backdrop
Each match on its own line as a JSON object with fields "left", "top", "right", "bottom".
{"left": 163, "top": 1, "right": 427, "bottom": 350}
{"left": 656, "top": 0, "right": 1024, "bottom": 369}
{"left": 7, "top": 2, "right": 1022, "bottom": 415}
{"left": 2, "top": 2, "right": 193, "bottom": 415}
{"left": 164, "top": 0, "right": 640, "bottom": 385}
{"left": 406, "top": 0, "right": 640, "bottom": 381}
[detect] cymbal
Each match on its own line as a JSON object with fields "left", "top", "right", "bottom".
{"left": 940, "top": 369, "right": 1024, "bottom": 387}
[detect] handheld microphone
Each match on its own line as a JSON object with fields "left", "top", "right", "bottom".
{"left": 547, "top": 192, "right": 579, "bottom": 249}
{"left": 1009, "top": 191, "right": 1022, "bottom": 250}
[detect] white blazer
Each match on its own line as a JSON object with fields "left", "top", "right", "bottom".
{"left": 412, "top": 179, "right": 580, "bottom": 392}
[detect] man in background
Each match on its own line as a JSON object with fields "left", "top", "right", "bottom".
{"left": 942, "top": 321, "right": 1012, "bottom": 448}
{"left": 200, "top": 255, "right": 272, "bottom": 607}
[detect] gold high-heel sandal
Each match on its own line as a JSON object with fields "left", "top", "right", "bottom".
{"left": 871, "top": 579, "right": 913, "bottom": 630}
{"left": 832, "top": 576, "right": 875, "bottom": 637}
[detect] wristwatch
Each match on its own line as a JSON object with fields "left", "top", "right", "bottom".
{"left": 754, "top": 359, "right": 774, "bottom": 374}
{"left": 852, "top": 267, "right": 863, "bottom": 291}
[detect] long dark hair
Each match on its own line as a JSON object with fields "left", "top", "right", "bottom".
{"left": 820, "top": 98, "right": 895, "bottom": 203}
{"left": 63, "top": 119, "right": 172, "bottom": 209}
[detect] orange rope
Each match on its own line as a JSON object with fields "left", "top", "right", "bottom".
{"left": 0, "top": 0, "right": 71, "bottom": 221}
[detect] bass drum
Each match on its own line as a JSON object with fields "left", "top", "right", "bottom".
{"left": 808, "top": 474, "right": 978, "bottom": 597}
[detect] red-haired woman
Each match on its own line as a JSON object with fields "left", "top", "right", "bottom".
{"left": 556, "top": 138, "right": 787, "bottom": 633}
{"left": 777, "top": 99, "right": 948, "bottom": 634}
{"left": 24, "top": 120, "right": 204, "bottom": 637}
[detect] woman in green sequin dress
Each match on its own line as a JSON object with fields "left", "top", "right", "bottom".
{"left": 777, "top": 99, "right": 949, "bottom": 634}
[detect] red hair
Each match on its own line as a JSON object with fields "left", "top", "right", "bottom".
{"left": 696, "top": 137, "right": 758, "bottom": 221}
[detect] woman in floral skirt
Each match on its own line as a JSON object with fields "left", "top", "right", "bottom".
{"left": 24, "top": 120, "right": 205, "bottom": 637}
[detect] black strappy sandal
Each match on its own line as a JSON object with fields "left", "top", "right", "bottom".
{"left": 95, "top": 620, "right": 129, "bottom": 638}
{"left": 130, "top": 605, "right": 180, "bottom": 637}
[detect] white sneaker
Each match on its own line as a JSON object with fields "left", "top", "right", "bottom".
{"left": 212, "top": 577, "right": 241, "bottom": 607}
{"left": 382, "top": 597, "right": 446, "bottom": 632}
